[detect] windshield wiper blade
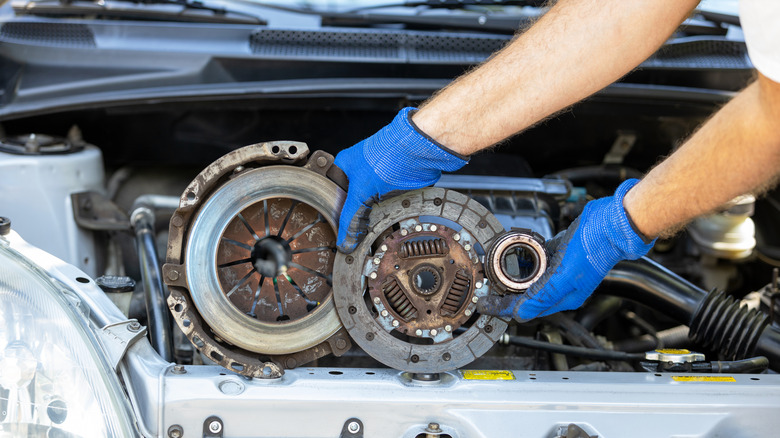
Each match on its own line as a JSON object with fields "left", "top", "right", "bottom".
{"left": 348, "top": 0, "right": 546, "bottom": 13}
{"left": 321, "top": 11, "right": 531, "bottom": 34}
{"left": 15, "top": 0, "right": 266, "bottom": 24}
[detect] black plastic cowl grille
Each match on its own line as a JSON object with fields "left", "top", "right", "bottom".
{"left": 644, "top": 39, "right": 751, "bottom": 69}
{"left": 249, "top": 28, "right": 509, "bottom": 63}
{"left": 0, "top": 22, "right": 96, "bottom": 48}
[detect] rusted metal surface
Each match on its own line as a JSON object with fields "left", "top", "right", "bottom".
{"left": 367, "top": 225, "right": 477, "bottom": 334}
{"left": 334, "top": 187, "right": 509, "bottom": 373}
{"left": 164, "top": 142, "right": 349, "bottom": 377}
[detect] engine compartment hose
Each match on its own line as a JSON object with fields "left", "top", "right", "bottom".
{"left": 706, "top": 356, "right": 769, "bottom": 374}
{"left": 614, "top": 325, "right": 691, "bottom": 353}
{"left": 601, "top": 257, "right": 780, "bottom": 370}
{"left": 689, "top": 290, "right": 769, "bottom": 360}
{"left": 500, "top": 334, "right": 645, "bottom": 362}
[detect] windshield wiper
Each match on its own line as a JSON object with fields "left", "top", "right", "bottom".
{"left": 347, "top": 0, "right": 546, "bottom": 13}
{"left": 14, "top": 0, "right": 266, "bottom": 24}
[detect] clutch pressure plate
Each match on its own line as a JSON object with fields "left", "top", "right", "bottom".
{"left": 164, "top": 142, "right": 352, "bottom": 376}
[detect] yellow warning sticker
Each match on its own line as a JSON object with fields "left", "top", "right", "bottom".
{"left": 461, "top": 370, "right": 515, "bottom": 381}
{"left": 656, "top": 349, "right": 691, "bottom": 354}
{"left": 671, "top": 376, "right": 736, "bottom": 382}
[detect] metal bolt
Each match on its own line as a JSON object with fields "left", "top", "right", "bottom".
{"left": 431, "top": 329, "right": 438, "bottom": 336}
{"left": 345, "top": 256, "right": 354, "bottom": 264}
{"left": 430, "top": 225, "right": 438, "bottom": 232}
{"left": 316, "top": 156, "right": 328, "bottom": 167}
{"left": 167, "top": 425, "right": 184, "bottom": 438}
{"left": 428, "top": 422, "right": 441, "bottom": 432}
{"left": 369, "top": 272, "right": 378, "bottom": 280}
{"left": 233, "top": 165, "right": 245, "bottom": 174}
{"left": 171, "top": 215, "right": 183, "bottom": 227}
{"left": 392, "top": 319, "right": 399, "bottom": 327}
{"left": 445, "top": 325, "right": 452, "bottom": 332}
{"left": 472, "top": 257, "right": 479, "bottom": 264}
{"left": 171, "top": 365, "right": 186, "bottom": 374}
{"left": 128, "top": 321, "right": 141, "bottom": 332}
{"left": 464, "top": 244, "right": 472, "bottom": 251}
{"left": 415, "top": 329, "right": 423, "bottom": 336}
{"left": 472, "top": 296, "right": 479, "bottom": 303}
{"left": 336, "top": 338, "right": 348, "bottom": 350}
{"left": 401, "top": 229, "right": 408, "bottom": 236}
{"left": 167, "top": 270, "right": 179, "bottom": 282}
{"left": 381, "top": 310, "right": 389, "bottom": 317}
{"left": 415, "top": 225, "right": 423, "bottom": 232}
{"left": 373, "top": 297, "right": 381, "bottom": 304}
{"left": 347, "top": 421, "right": 361, "bottom": 434}
{"left": 208, "top": 420, "right": 222, "bottom": 434}
{"left": 381, "top": 244, "right": 388, "bottom": 252}
{"left": 453, "top": 234, "right": 461, "bottom": 241}
{"left": 465, "top": 309, "right": 472, "bottom": 317}
{"left": 475, "top": 282, "right": 483, "bottom": 289}
{"left": 373, "top": 257, "right": 381, "bottom": 265}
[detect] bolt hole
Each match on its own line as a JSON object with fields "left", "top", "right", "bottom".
{"left": 402, "top": 199, "right": 411, "bottom": 208}
{"left": 174, "top": 304, "right": 183, "bottom": 312}
{"left": 271, "top": 145, "right": 280, "bottom": 154}
{"left": 530, "top": 377, "right": 536, "bottom": 380}
{"left": 365, "top": 332, "right": 375, "bottom": 341}
{"left": 186, "top": 191, "right": 196, "bottom": 201}
{"left": 655, "top": 373, "right": 662, "bottom": 377}
{"left": 410, "top": 354, "right": 420, "bottom": 363}
{"left": 182, "top": 319, "right": 191, "bottom": 327}
{"left": 76, "top": 277, "right": 90, "bottom": 283}
{"left": 231, "top": 362, "right": 244, "bottom": 371}
{"left": 433, "top": 198, "right": 442, "bottom": 206}
{"left": 210, "top": 351, "right": 224, "bottom": 362}
{"left": 426, "top": 309, "right": 432, "bottom": 315}
{"left": 751, "top": 377, "right": 760, "bottom": 381}
{"left": 484, "top": 325, "right": 493, "bottom": 333}
{"left": 348, "top": 306, "right": 357, "bottom": 314}
{"left": 365, "top": 371, "right": 375, "bottom": 375}
{"left": 329, "top": 370, "right": 343, "bottom": 375}
{"left": 192, "top": 336, "right": 204, "bottom": 348}
{"left": 288, "top": 145, "right": 297, "bottom": 154}
{"left": 562, "top": 377, "right": 569, "bottom": 380}
{"left": 442, "top": 352, "right": 451, "bottom": 361}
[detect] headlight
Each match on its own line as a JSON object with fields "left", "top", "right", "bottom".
{"left": 0, "top": 241, "right": 136, "bottom": 437}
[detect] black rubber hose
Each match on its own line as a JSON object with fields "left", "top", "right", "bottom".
{"left": 600, "top": 257, "right": 780, "bottom": 370}
{"left": 577, "top": 296, "right": 623, "bottom": 331}
{"left": 505, "top": 335, "right": 645, "bottom": 362}
{"left": 709, "top": 356, "right": 769, "bottom": 374}
{"left": 601, "top": 258, "right": 703, "bottom": 323}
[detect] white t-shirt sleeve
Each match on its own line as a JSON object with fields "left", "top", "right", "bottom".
{"left": 740, "top": 0, "right": 780, "bottom": 83}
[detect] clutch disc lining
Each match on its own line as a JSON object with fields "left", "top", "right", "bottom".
{"left": 333, "top": 188, "right": 509, "bottom": 373}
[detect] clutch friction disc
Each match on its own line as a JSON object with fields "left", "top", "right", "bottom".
{"left": 333, "top": 187, "right": 509, "bottom": 373}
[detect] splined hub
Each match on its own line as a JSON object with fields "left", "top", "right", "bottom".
{"left": 334, "top": 187, "right": 509, "bottom": 373}
{"left": 368, "top": 225, "right": 479, "bottom": 338}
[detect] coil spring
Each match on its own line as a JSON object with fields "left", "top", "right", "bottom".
{"left": 441, "top": 271, "right": 471, "bottom": 316}
{"left": 689, "top": 290, "right": 769, "bottom": 360}
{"left": 399, "top": 238, "right": 448, "bottom": 259}
{"left": 383, "top": 277, "right": 417, "bottom": 321}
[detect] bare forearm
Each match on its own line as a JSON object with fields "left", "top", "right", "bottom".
{"left": 413, "top": 0, "right": 699, "bottom": 155}
{"left": 624, "top": 73, "right": 780, "bottom": 238}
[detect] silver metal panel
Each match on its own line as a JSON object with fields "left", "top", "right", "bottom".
{"left": 154, "top": 364, "right": 780, "bottom": 438}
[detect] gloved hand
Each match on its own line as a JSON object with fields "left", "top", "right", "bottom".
{"left": 334, "top": 107, "right": 468, "bottom": 253}
{"left": 478, "top": 179, "right": 655, "bottom": 321}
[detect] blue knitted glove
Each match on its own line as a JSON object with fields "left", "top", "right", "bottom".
{"left": 478, "top": 179, "right": 655, "bottom": 321}
{"left": 334, "top": 107, "right": 468, "bottom": 253}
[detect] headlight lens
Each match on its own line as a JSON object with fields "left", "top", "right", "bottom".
{"left": 0, "top": 243, "right": 135, "bottom": 437}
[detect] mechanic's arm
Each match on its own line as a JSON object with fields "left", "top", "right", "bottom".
{"left": 479, "top": 73, "right": 780, "bottom": 321}
{"left": 414, "top": 0, "right": 700, "bottom": 154}
{"left": 336, "top": 0, "right": 699, "bottom": 252}
{"left": 624, "top": 73, "right": 780, "bottom": 238}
